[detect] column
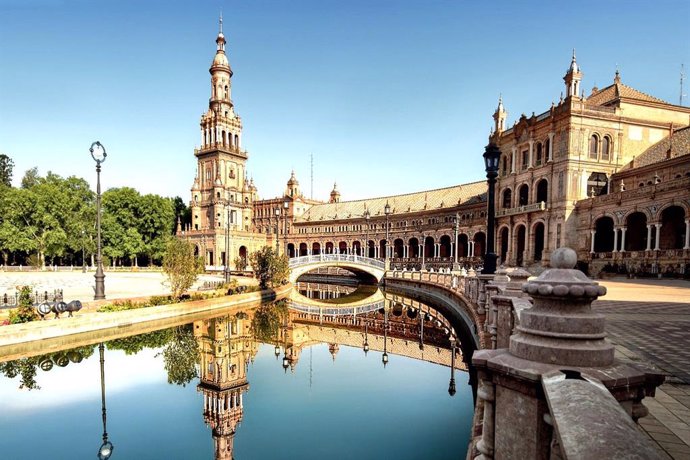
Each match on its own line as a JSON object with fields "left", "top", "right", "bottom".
{"left": 435, "top": 243, "right": 440, "bottom": 258}
{"left": 620, "top": 227, "right": 627, "bottom": 253}
{"left": 510, "top": 147, "right": 516, "bottom": 173}
{"left": 528, "top": 139, "right": 534, "bottom": 168}
{"left": 684, "top": 219, "right": 690, "bottom": 249}
{"left": 612, "top": 228, "right": 619, "bottom": 253}
{"left": 646, "top": 225, "right": 653, "bottom": 251}
{"left": 548, "top": 132, "right": 554, "bottom": 162}
{"left": 654, "top": 223, "right": 661, "bottom": 250}
{"left": 590, "top": 230, "right": 596, "bottom": 253}
{"left": 450, "top": 242, "right": 455, "bottom": 260}
{"left": 475, "top": 378, "right": 495, "bottom": 459}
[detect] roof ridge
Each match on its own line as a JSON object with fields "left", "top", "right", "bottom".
{"left": 618, "top": 81, "right": 667, "bottom": 103}
{"left": 325, "top": 180, "right": 486, "bottom": 205}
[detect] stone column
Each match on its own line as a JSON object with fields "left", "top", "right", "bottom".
{"left": 528, "top": 139, "right": 534, "bottom": 168}
{"left": 684, "top": 219, "right": 690, "bottom": 249}
{"left": 654, "top": 223, "right": 661, "bottom": 250}
{"left": 646, "top": 225, "right": 653, "bottom": 251}
{"left": 590, "top": 230, "right": 596, "bottom": 253}
{"left": 547, "top": 132, "right": 554, "bottom": 162}
{"left": 620, "top": 227, "right": 627, "bottom": 253}
{"left": 612, "top": 228, "right": 619, "bottom": 253}
{"left": 475, "top": 378, "right": 495, "bottom": 460}
{"left": 511, "top": 147, "right": 516, "bottom": 174}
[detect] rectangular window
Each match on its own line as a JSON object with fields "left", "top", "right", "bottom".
{"left": 522, "top": 150, "right": 529, "bottom": 170}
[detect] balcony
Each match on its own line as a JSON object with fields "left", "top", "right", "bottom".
{"left": 194, "top": 143, "right": 248, "bottom": 159}
{"left": 496, "top": 201, "right": 547, "bottom": 217}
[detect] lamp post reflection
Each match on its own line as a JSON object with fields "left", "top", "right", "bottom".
{"left": 363, "top": 313, "right": 369, "bottom": 355}
{"left": 97, "top": 343, "right": 113, "bottom": 460}
{"left": 382, "top": 305, "right": 389, "bottom": 368}
{"left": 448, "top": 339, "right": 457, "bottom": 397}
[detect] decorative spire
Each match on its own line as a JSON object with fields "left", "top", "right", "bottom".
{"left": 219, "top": 10, "right": 223, "bottom": 35}
{"left": 614, "top": 67, "right": 621, "bottom": 84}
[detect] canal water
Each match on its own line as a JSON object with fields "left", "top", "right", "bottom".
{"left": 0, "top": 284, "right": 474, "bottom": 460}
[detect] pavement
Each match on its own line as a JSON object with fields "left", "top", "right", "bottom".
{"left": 594, "top": 277, "right": 690, "bottom": 459}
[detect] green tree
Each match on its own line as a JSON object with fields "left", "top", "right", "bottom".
{"left": 158, "top": 325, "right": 199, "bottom": 386}
{"left": 249, "top": 246, "right": 290, "bottom": 289}
{"left": 0, "top": 154, "right": 14, "bottom": 187}
{"left": 0, "top": 358, "right": 40, "bottom": 390}
{"left": 162, "top": 237, "right": 204, "bottom": 299}
{"left": 172, "top": 196, "right": 191, "bottom": 233}
{"left": 234, "top": 256, "right": 247, "bottom": 271}
{"left": 9, "top": 286, "right": 39, "bottom": 324}
{"left": 20, "top": 167, "right": 39, "bottom": 189}
{"left": 251, "top": 301, "right": 288, "bottom": 343}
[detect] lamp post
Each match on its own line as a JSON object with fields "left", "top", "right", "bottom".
{"left": 90, "top": 141, "right": 107, "bottom": 300}
{"left": 482, "top": 143, "right": 502, "bottom": 275}
{"left": 384, "top": 202, "right": 391, "bottom": 264}
{"left": 274, "top": 207, "right": 281, "bottom": 255}
{"left": 363, "top": 313, "right": 369, "bottom": 355}
{"left": 364, "top": 209, "right": 370, "bottom": 258}
{"left": 97, "top": 343, "right": 113, "bottom": 460}
{"left": 224, "top": 201, "right": 231, "bottom": 284}
{"left": 448, "top": 339, "right": 457, "bottom": 397}
{"left": 81, "top": 229, "right": 86, "bottom": 273}
{"left": 382, "top": 304, "right": 389, "bottom": 367}
{"left": 283, "top": 199, "right": 289, "bottom": 257}
{"left": 453, "top": 213, "right": 460, "bottom": 271}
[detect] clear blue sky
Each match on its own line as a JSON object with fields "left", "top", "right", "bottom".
{"left": 1, "top": 0, "right": 689, "bottom": 201}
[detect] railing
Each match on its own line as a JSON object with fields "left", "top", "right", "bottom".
{"left": 288, "top": 300, "right": 384, "bottom": 317}
{"left": 496, "top": 201, "right": 547, "bottom": 217}
{"left": 1, "top": 289, "right": 64, "bottom": 310}
{"left": 288, "top": 254, "right": 386, "bottom": 270}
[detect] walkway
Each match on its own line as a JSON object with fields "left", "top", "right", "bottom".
{"left": 594, "top": 278, "right": 690, "bottom": 459}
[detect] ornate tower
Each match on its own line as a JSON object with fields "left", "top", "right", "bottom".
{"left": 329, "top": 182, "right": 341, "bottom": 203}
{"left": 191, "top": 14, "right": 253, "bottom": 240}
{"left": 563, "top": 49, "right": 583, "bottom": 98}
{"left": 196, "top": 312, "right": 257, "bottom": 460}
{"left": 285, "top": 171, "right": 301, "bottom": 198}
{"left": 493, "top": 95, "right": 507, "bottom": 134}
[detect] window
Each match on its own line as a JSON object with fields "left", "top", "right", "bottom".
{"left": 601, "top": 136, "right": 611, "bottom": 161}
{"left": 536, "top": 143, "right": 543, "bottom": 166}
{"left": 589, "top": 135, "right": 599, "bottom": 159}
{"left": 522, "top": 150, "right": 529, "bottom": 170}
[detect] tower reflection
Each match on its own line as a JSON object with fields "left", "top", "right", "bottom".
{"left": 195, "top": 313, "right": 257, "bottom": 460}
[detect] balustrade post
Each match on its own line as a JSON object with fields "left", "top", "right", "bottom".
{"left": 684, "top": 219, "right": 690, "bottom": 250}
{"left": 474, "top": 378, "right": 496, "bottom": 460}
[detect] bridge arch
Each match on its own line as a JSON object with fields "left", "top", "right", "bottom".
{"left": 288, "top": 254, "right": 386, "bottom": 284}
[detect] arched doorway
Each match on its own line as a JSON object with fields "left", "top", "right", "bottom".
{"left": 533, "top": 222, "right": 545, "bottom": 261}
{"left": 298, "top": 243, "right": 308, "bottom": 256}
{"left": 379, "top": 239, "right": 387, "bottom": 259}
{"left": 239, "top": 246, "right": 247, "bottom": 264}
{"left": 515, "top": 226, "right": 526, "bottom": 266}
{"left": 625, "top": 212, "right": 647, "bottom": 251}
{"left": 594, "top": 217, "right": 615, "bottom": 252}
{"left": 518, "top": 184, "right": 529, "bottom": 206}
{"left": 353, "top": 241, "right": 362, "bottom": 256}
{"left": 458, "top": 234, "right": 469, "bottom": 258}
{"left": 367, "top": 240, "right": 375, "bottom": 258}
{"left": 536, "top": 179, "right": 548, "bottom": 203}
{"left": 312, "top": 242, "right": 321, "bottom": 255}
{"left": 393, "top": 238, "right": 404, "bottom": 258}
{"left": 439, "top": 235, "right": 451, "bottom": 258}
{"left": 660, "top": 206, "right": 686, "bottom": 249}
{"left": 287, "top": 243, "right": 295, "bottom": 258}
{"left": 424, "top": 236, "right": 435, "bottom": 259}
{"left": 409, "top": 237, "right": 420, "bottom": 258}
{"left": 326, "top": 242, "right": 334, "bottom": 254}
{"left": 337, "top": 241, "right": 347, "bottom": 254}
{"left": 499, "top": 227, "right": 509, "bottom": 263}
{"left": 473, "top": 232, "right": 485, "bottom": 257}
{"left": 502, "top": 188, "right": 512, "bottom": 209}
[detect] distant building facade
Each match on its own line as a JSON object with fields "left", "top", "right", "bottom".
{"left": 183, "top": 24, "right": 690, "bottom": 276}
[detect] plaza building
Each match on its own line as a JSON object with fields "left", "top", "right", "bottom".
{"left": 183, "top": 22, "right": 690, "bottom": 276}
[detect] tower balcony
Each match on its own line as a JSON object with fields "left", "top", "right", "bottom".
{"left": 195, "top": 143, "right": 248, "bottom": 159}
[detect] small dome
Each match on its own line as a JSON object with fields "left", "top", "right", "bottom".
{"left": 568, "top": 49, "right": 579, "bottom": 74}
{"left": 212, "top": 52, "right": 229, "bottom": 68}
{"left": 287, "top": 170, "right": 298, "bottom": 186}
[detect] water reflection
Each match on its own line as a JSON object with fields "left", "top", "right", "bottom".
{"left": 0, "top": 285, "right": 471, "bottom": 459}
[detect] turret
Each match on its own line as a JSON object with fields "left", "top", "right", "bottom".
{"left": 285, "top": 170, "right": 301, "bottom": 198}
{"left": 493, "top": 94, "right": 507, "bottom": 134}
{"left": 563, "top": 49, "right": 583, "bottom": 98}
{"left": 329, "top": 182, "right": 341, "bottom": 203}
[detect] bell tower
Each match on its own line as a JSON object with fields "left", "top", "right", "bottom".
{"left": 563, "top": 49, "right": 583, "bottom": 99}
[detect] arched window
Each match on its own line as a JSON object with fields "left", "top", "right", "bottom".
{"left": 518, "top": 184, "right": 529, "bottom": 206}
{"left": 502, "top": 188, "right": 512, "bottom": 209}
{"left": 234, "top": 134, "right": 239, "bottom": 148}
{"left": 502, "top": 156, "right": 508, "bottom": 176}
{"left": 545, "top": 138, "right": 550, "bottom": 161}
{"left": 224, "top": 85, "right": 228, "bottom": 99}
{"left": 222, "top": 131, "right": 226, "bottom": 146}
{"left": 535, "top": 142, "right": 543, "bottom": 166}
{"left": 602, "top": 136, "right": 611, "bottom": 161}
{"left": 589, "top": 134, "right": 599, "bottom": 159}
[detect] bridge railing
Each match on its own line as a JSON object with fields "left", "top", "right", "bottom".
{"left": 288, "top": 300, "right": 384, "bottom": 317}
{"left": 288, "top": 254, "right": 385, "bottom": 270}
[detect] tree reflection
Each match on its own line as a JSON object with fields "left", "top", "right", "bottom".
{"left": 0, "top": 345, "right": 95, "bottom": 390}
{"left": 159, "top": 325, "right": 199, "bottom": 386}
{"left": 251, "top": 300, "right": 288, "bottom": 343}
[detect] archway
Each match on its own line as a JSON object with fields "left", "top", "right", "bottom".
{"left": 239, "top": 246, "right": 247, "bottom": 263}
{"left": 515, "top": 226, "right": 526, "bottom": 266}
{"left": 533, "top": 222, "right": 545, "bottom": 261}
{"left": 473, "top": 232, "right": 485, "bottom": 257}
{"left": 393, "top": 238, "right": 404, "bottom": 258}
{"left": 409, "top": 237, "right": 420, "bottom": 258}
{"left": 299, "top": 243, "right": 308, "bottom": 256}
{"left": 594, "top": 217, "right": 615, "bottom": 252}
{"left": 536, "top": 179, "right": 548, "bottom": 203}
{"left": 326, "top": 242, "right": 334, "bottom": 254}
{"left": 625, "top": 212, "right": 647, "bottom": 251}
{"left": 660, "top": 206, "right": 686, "bottom": 249}
{"left": 499, "top": 227, "right": 509, "bottom": 263}
{"left": 367, "top": 240, "right": 375, "bottom": 258}
{"left": 518, "top": 184, "right": 529, "bottom": 206}
{"left": 424, "top": 236, "right": 435, "bottom": 259}
{"left": 439, "top": 235, "right": 452, "bottom": 258}
{"left": 379, "top": 239, "right": 387, "bottom": 259}
{"left": 338, "top": 241, "right": 348, "bottom": 254}
{"left": 502, "top": 188, "right": 512, "bottom": 209}
{"left": 353, "top": 241, "right": 362, "bottom": 256}
{"left": 287, "top": 243, "right": 295, "bottom": 258}
{"left": 458, "top": 234, "right": 469, "bottom": 258}
{"left": 312, "top": 242, "right": 321, "bottom": 255}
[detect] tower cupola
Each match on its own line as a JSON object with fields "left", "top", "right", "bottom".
{"left": 563, "top": 49, "right": 583, "bottom": 98}
{"left": 329, "top": 182, "right": 341, "bottom": 203}
{"left": 493, "top": 94, "right": 507, "bottom": 134}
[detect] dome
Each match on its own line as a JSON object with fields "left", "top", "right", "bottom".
{"left": 287, "top": 170, "right": 298, "bottom": 186}
{"left": 212, "top": 52, "right": 229, "bottom": 68}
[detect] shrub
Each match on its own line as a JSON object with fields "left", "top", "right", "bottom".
{"left": 9, "top": 286, "right": 39, "bottom": 324}
{"left": 162, "top": 238, "right": 204, "bottom": 300}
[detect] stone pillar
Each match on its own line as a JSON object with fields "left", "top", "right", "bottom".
{"left": 654, "top": 223, "right": 661, "bottom": 250}
{"left": 646, "top": 225, "right": 653, "bottom": 251}
{"left": 612, "top": 228, "right": 619, "bottom": 253}
{"left": 590, "top": 230, "right": 596, "bottom": 253}
{"left": 547, "top": 132, "right": 554, "bottom": 162}
{"left": 684, "top": 219, "right": 690, "bottom": 250}
{"left": 475, "top": 377, "right": 495, "bottom": 460}
{"left": 510, "top": 147, "right": 516, "bottom": 174}
{"left": 528, "top": 139, "right": 534, "bottom": 168}
{"left": 620, "top": 227, "right": 627, "bottom": 253}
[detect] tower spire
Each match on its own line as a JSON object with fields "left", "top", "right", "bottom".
{"left": 219, "top": 10, "right": 223, "bottom": 34}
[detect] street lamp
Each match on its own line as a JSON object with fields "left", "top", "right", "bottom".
{"left": 90, "top": 141, "right": 107, "bottom": 300}
{"left": 283, "top": 199, "right": 289, "bottom": 257}
{"left": 364, "top": 209, "right": 370, "bottom": 258}
{"left": 482, "top": 143, "right": 502, "bottom": 275}
{"left": 384, "top": 202, "right": 391, "bottom": 264}
{"left": 274, "top": 207, "right": 281, "bottom": 255}
{"left": 453, "top": 213, "right": 460, "bottom": 271}
{"left": 97, "top": 343, "right": 114, "bottom": 460}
